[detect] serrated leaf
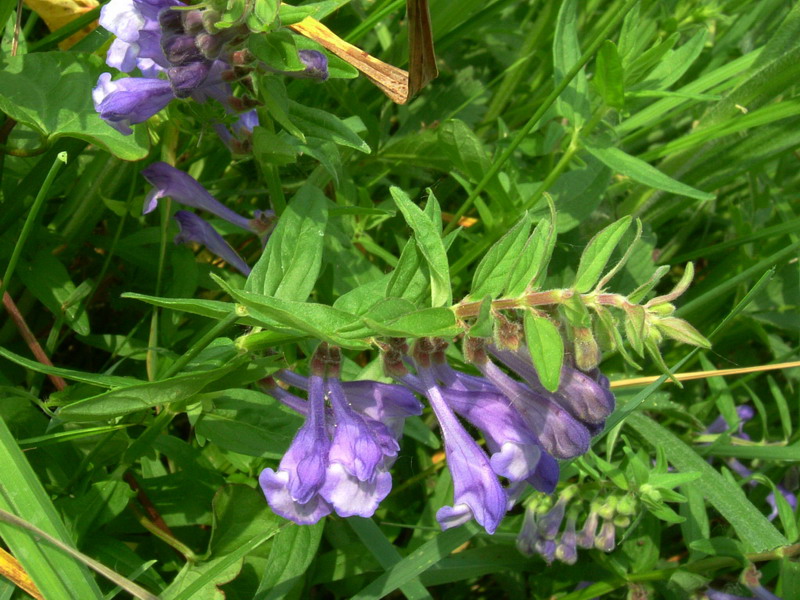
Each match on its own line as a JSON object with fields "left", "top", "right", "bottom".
{"left": 390, "top": 187, "right": 452, "bottom": 307}
{"left": 246, "top": 184, "right": 328, "bottom": 300}
{"left": 469, "top": 215, "right": 531, "bottom": 300}
{"left": 573, "top": 216, "right": 632, "bottom": 292}
{"left": 0, "top": 52, "right": 148, "bottom": 160}
{"left": 523, "top": 311, "right": 563, "bottom": 392}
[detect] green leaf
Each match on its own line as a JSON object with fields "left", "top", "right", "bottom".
{"left": 573, "top": 216, "right": 632, "bottom": 293}
{"left": 364, "top": 307, "right": 460, "bottom": 338}
{"left": 0, "top": 345, "right": 137, "bottom": 388}
{"left": 386, "top": 238, "right": 429, "bottom": 306}
{"left": 218, "top": 281, "right": 371, "bottom": 349}
{"left": 553, "top": 0, "right": 589, "bottom": 126}
{"left": 287, "top": 100, "right": 370, "bottom": 153}
{"left": 0, "top": 52, "right": 148, "bottom": 160}
{"left": 56, "top": 358, "right": 247, "bottom": 421}
{"left": 595, "top": 40, "right": 625, "bottom": 109}
{"left": 352, "top": 524, "right": 479, "bottom": 600}
{"left": 637, "top": 28, "right": 708, "bottom": 91}
{"left": 246, "top": 184, "right": 328, "bottom": 300}
{"left": 0, "top": 416, "right": 104, "bottom": 599}
{"left": 17, "top": 250, "right": 90, "bottom": 336}
{"left": 391, "top": 187, "right": 452, "bottom": 307}
{"left": 627, "top": 413, "right": 788, "bottom": 553}
{"left": 438, "top": 119, "right": 514, "bottom": 212}
{"left": 523, "top": 311, "right": 563, "bottom": 392}
{"left": 584, "top": 142, "right": 715, "bottom": 201}
{"left": 468, "top": 215, "right": 531, "bottom": 300}
{"left": 255, "top": 521, "right": 324, "bottom": 600}
{"left": 165, "top": 486, "right": 281, "bottom": 600}
{"left": 195, "top": 389, "right": 301, "bottom": 458}
{"left": 504, "top": 215, "right": 557, "bottom": 296}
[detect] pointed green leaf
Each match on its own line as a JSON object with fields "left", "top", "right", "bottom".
{"left": 573, "top": 216, "right": 632, "bottom": 292}
{"left": 524, "top": 311, "right": 564, "bottom": 392}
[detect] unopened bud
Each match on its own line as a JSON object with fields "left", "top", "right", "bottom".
{"left": 616, "top": 495, "right": 637, "bottom": 516}
{"left": 574, "top": 327, "right": 601, "bottom": 371}
{"left": 201, "top": 9, "right": 223, "bottom": 33}
{"left": 594, "top": 519, "right": 616, "bottom": 552}
{"left": 649, "top": 302, "right": 675, "bottom": 315}
{"left": 597, "top": 495, "right": 618, "bottom": 520}
{"left": 464, "top": 336, "right": 488, "bottom": 364}
{"left": 182, "top": 10, "right": 205, "bottom": 34}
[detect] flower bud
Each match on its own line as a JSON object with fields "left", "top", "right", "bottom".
{"left": 182, "top": 9, "right": 205, "bottom": 34}
{"left": 649, "top": 302, "right": 675, "bottom": 315}
{"left": 195, "top": 32, "right": 224, "bottom": 59}
{"left": 574, "top": 327, "right": 601, "bottom": 371}
{"left": 594, "top": 519, "right": 616, "bottom": 552}
{"left": 616, "top": 494, "right": 637, "bottom": 516}
{"left": 596, "top": 495, "right": 618, "bottom": 520}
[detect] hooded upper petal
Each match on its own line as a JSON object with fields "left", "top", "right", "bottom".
{"left": 93, "top": 73, "right": 174, "bottom": 135}
{"left": 173, "top": 211, "right": 250, "bottom": 275}
{"left": 141, "top": 162, "right": 255, "bottom": 232}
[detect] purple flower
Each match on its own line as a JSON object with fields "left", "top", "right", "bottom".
{"left": 214, "top": 109, "right": 259, "bottom": 154}
{"left": 258, "top": 346, "right": 421, "bottom": 524}
{"left": 173, "top": 211, "right": 250, "bottom": 275}
{"left": 398, "top": 341, "right": 508, "bottom": 534}
{"left": 259, "top": 373, "right": 333, "bottom": 524}
{"left": 96, "top": 0, "right": 239, "bottom": 133}
{"left": 474, "top": 356, "right": 591, "bottom": 460}
{"left": 141, "top": 162, "right": 275, "bottom": 237}
{"left": 92, "top": 73, "right": 174, "bottom": 135}
{"left": 298, "top": 49, "right": 329, "bottom": 81}
{"left": 100, "top": 0, "right": 182, "bottom": 73}
{"left": 489, "top": 345, "right": 615, "bottom": 427}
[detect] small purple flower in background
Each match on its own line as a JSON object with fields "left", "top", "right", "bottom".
{"left": 214, "top": 109, "right": 259, "bottom": 154}
{"left": 94, "top": 0, "right": 332, "bottom": 133}
{"left": 141, "top": 161, "right": 275, "bottom": 237}
{"left": 298, "top": 49, "right": 329, "bottom": 81}
{"left": 703, "top": 405, "right": 797, "bottom": 521}
{"left": 92, "top": 73, "right": 175, "bottom": 135}
{"left": 258, "top": 344, "right": 422, "bottom": 524}
{"left": 173, "top": 211, "right": 250, "bottom": 275}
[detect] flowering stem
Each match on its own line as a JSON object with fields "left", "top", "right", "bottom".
{"left": 453, "top": 289, "right": 636, "bottom": 319}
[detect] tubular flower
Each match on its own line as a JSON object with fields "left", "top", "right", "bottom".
{"left": 389, "top": 339, "right": 510, "bottom": 534}
{"left": 141, "top": 162, "right": 275, "bottom": 237}
{"left": 258, "top": 345, "right": 422, "bottom": 524}
{"left": 94, "top": 0, "right": 236, "bottom": 132}
{"left": 173, "top": 211, "right": 250, "bottom": 275}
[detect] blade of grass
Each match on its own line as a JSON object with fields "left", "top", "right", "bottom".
{"left": 0, "top": 415, "right": 104, "bottom": 599}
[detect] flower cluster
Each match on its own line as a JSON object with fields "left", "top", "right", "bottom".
{"left": 141, "top": 161, "right": 275, "bottom": 274}
{"left": 258, "top": 344, "right": 423, "bottom": 523}
{"left": 517, "top": 489, "right": 636, "bottom": 564}
{"left": 93, "top": 0, "right": 328, "bottom": 134}
{"left": 256, "top": 330, "right": 615, "bottom": 534}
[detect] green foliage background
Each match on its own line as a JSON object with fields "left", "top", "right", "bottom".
{"left": 0, "top": 0, "right": 799, "bottom": 598}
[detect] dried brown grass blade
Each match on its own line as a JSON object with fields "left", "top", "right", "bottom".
{"left": 289, "top": 0, "right": 437, "bottom": 104}
{"left": 0, "top": 547, "right": 43, "bottom": 600}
